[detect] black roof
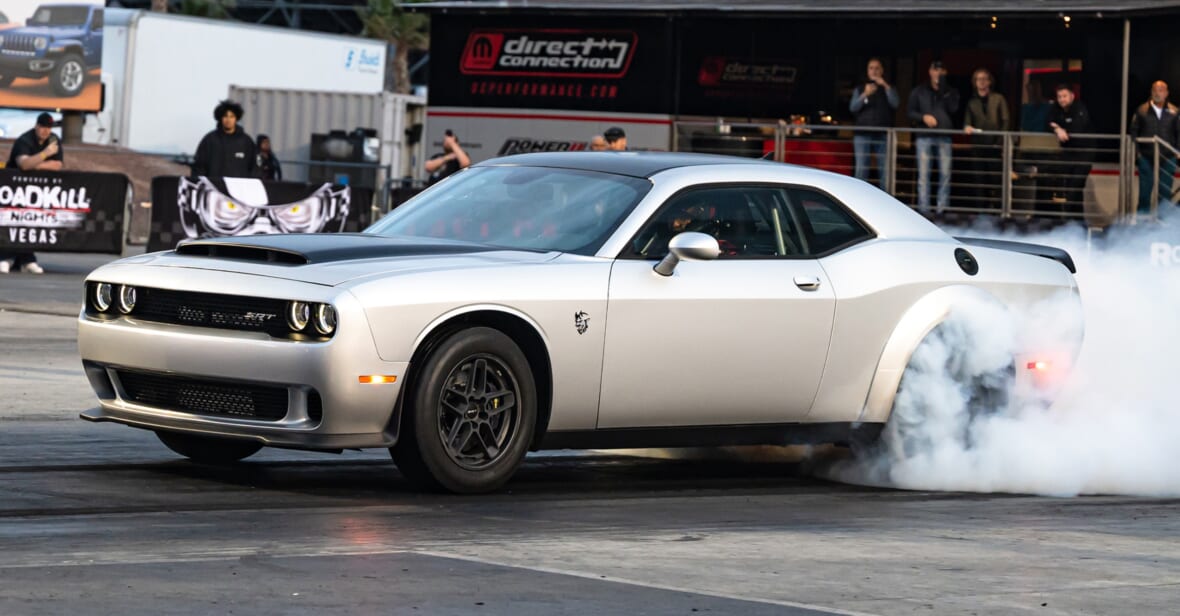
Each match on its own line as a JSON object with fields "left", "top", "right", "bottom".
{"left": 475, "top": 152, "right": 772, "bottom": 178}
{"left": 416, "top": 0, "right": 1180, "bottom": 15}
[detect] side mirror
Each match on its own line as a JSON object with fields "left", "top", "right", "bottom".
{"left": 653, "top": 232, "right": 720, "bottom": 277}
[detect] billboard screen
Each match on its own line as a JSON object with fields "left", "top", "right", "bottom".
{"left": 430, "top": 15, "right": 674, "bottom": 114}
{"left": 0, "top": 0, "right": 104, "bottom": 112}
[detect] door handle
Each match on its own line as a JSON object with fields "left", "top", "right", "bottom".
{"left": 793, "top": 275, "right": 821, "bottom": 291}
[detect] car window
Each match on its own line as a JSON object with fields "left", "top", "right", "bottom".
{"left": 30, "top": 6, "right": 90, "bottom": 26}
{"left": 781, "top": 188, "right": 871, "bottom": 255}
{"left": 91, "top": 10, "right": 103, "bottom": 30}
{"left": 365, "top": 166, "right": 651, "bottom": 255}
{"left": 623, "top": 186, "right": 810, "bottom": 259}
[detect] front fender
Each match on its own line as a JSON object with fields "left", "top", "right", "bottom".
{"left": 859, "top": 285, "right": 1003, "bottom": 424}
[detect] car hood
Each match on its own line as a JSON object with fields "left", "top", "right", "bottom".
{"left": 125, "top": 234, "right": 559, "bottom": 286}
{"left": 6, "top": 26, "right": 83, "bottom": 37}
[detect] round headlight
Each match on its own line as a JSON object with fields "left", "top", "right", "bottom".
{"left": 287, "top": 301, "right": 311, "bottom": 331}
{"left": 34, "top": 37, "right": 48, "bottom": 50}
{"left": 314, "top": 304, "right": 337, "bottom": 336}
{"left": 117, "top": 285, "right": 137, "bottom": 314}
{"left": 93, "top": 283, "right": 113, "bottom": 312}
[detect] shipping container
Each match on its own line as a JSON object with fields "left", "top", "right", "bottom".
{"left": 229, "top": 86, "right": 427, "bottom": 186}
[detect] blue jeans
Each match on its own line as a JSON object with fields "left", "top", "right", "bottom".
{"left": 916, "top": 136, "right": 952, "bottom": 212}
{"left": 853, "top": 134, "right": 888, "bottom": 190}
{"left": 1136, "top": 155, "right": 1177, "bottom": 214}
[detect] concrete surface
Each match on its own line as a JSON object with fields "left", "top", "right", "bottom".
{"left": 1, "top": 251, "right": 1178, "bottom": 616}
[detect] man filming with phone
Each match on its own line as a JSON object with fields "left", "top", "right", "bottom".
{"left": 424, "top": 129, "right": 470, "bottom": 186}
{"left": 1, "top": 112, "right": 61, "bottom": 274}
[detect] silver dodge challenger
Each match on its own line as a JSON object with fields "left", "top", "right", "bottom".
{"left": 78, "top": 153, "right": 1082, "bottom": 493}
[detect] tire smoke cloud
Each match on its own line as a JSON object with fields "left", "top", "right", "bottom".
{"left": 828, "top": 211, "right": 1180, "bottom": 497}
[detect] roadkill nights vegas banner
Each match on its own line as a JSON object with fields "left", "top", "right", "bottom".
{"left": 147, "top": 176, "right": 374, "bottom": 252}
{"left": 0, "top": 169, "right": 128, "bottom": 253}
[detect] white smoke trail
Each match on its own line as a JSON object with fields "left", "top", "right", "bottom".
{"left": 829, "top": 209, "right": 1180, "bottom": 497}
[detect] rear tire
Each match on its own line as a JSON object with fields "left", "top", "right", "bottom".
{"left": 875, "top": 322, "right": 1015, "bottom": 461}
{"left": 156, "top": 431, "right": 263, "bottom": 464}
{"left": 391, "top": 327, "right": 536, "bottom": 494}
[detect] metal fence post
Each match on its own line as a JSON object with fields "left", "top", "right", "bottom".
{"left": 1001, "top": 132, "right": 1013, "bottom": 219}
{"left": 671, "top": 121, "right": 680, "bottom": 153}
{"left": 1151, "top": 139, "right": 1161, "bottom": 221}
{"left": 886, "top": 128, "right": 897, "bottom": 195}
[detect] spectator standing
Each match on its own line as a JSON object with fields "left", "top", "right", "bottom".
{"left": 604, "top": 127, "right": 628, "bottom": 151}
{"left": 849, "top": 58, "right": 899, "bottom": 189}
{"left": 1129, "top": 80, "right": 1180, "bottom": 215}
{"left": 256, "top": 134, "right": 282, "bottom": 181}
{"left": 963, "top": 68, "right": 1010, "bottom": 209}
{"left": 424, "top": 129, "right": 470, "bottom": 186}
{"left": 192, "top": 100, "right": 258, "bottom": 178}
{"left": 1047, "top": 85, "right": 1094, "bottom": 215}
{"left": 907, "top": 60, "right": 960, "bottom": 213}
{"left": 590, "top": 135, "right": 608, "bottom": 151}
{"left": 0, "top": 112, "right": 61, "bottom": 274}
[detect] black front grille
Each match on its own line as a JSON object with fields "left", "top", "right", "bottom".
{"left": 117, "top": 370, "right": 290, "bottom": 421}
{"left": 133, "top": 287, "right": 290, "bottom": 337}
{"left": 1, "top": 35, "right": 38, "bottom": 54}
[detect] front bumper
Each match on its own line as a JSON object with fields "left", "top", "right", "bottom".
{"left": 0, "top": 54, "right": 55, "bottom": 77}
{"left": 77, "top": 268, "right": 409, "bottom": 450}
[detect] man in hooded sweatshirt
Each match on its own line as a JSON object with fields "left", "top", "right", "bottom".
{"left": 192, "top": 99, "right": 258, "bottom": 178}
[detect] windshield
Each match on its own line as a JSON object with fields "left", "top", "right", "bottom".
{"left": 366, "top": 166, "right": 651, "bottom": 255}
{"left": 30, "top": 7, "right": 89, "bottom": 26}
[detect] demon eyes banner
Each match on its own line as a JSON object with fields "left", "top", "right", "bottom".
{"left": 147, "top": 176, "right": 373, "bottom": 252}
{"left": 0, "top": 169, "right": 127, "bottom": 253}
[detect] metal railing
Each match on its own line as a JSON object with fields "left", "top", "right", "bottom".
{"left": 674, "top": 121, "right": 1171, "bottom": 227}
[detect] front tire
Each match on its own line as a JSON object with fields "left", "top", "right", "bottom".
{"left": 392, "top": 327, "right": 537, "bottom": 493}
{"left": 51, "top": 54, "right": 85, "bottom": 97}
{"left": 156, "top": 431, "right": 263, "bottom": 464}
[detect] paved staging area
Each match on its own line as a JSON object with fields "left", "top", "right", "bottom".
{"left": 1, "top": 257, "right": 1178, "bottom": 615}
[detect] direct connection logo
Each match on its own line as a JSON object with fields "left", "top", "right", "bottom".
{"left": 460, "top": 29, "right": 637, "bottom": 79}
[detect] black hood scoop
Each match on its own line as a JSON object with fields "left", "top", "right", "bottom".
{"left": 174, "top": 234, "right": 503, "bottom": 265}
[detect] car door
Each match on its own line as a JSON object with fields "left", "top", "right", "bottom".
{"left": 84, "top": 9, "right": 102, "bottom": 67}
{"left": 596, "top": 184, "right": 837, "bottom": 428}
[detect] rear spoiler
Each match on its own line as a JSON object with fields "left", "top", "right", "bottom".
{"left": 955, "top": 237, "right": 1077, "bottom": 274}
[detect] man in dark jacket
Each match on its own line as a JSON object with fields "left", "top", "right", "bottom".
{"left": 963, "top": 68, "right": 1009, "bottom": 209}
{"left": 849, "top": 58, "right": 899, "bottom": 189}
{"left": 907, "top": 61, "right": 960, "bottom": 213}
{"left": 1129, "top": 81, "right": 1180, "bottom": 215}
{"left": 192, "top": 100, "right": 258, "bottom": 178}
{"left": 1047, "top": 85, "right": 1094, "bottom": 214}
{"left": 0, "top": 112, "right": 59, "bottom": 274}
{"left": 256, "top": 134, "right": 282, "bottom": 181}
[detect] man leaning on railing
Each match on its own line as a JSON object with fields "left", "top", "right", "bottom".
{"left": 1129, "top": 80, "right": 1180, "bottom": 216}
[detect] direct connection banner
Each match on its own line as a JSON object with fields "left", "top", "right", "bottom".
{"left": 147, "top": 176, "right": 374, "bottom": 252}
{"left": 0, "top": 168, "right": 127, "bottom": 253}
{"left": 0, "top": 1, "right": 106, "bottom": 112}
